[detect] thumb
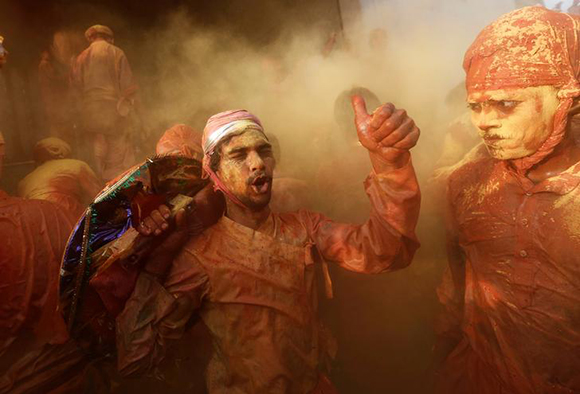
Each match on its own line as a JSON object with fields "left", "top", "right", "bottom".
{"left": 174, "top": 208, "right": 187, "bottom": 230}
{"left": 351, "top": 94, "right": 374, "bottom": 146}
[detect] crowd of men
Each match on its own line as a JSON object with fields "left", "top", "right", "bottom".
{"left": 2, "top": 4, "right": 580, "bottom": 394}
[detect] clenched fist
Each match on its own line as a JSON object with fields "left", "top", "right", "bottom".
{"left": 351, "top": 95, "right": 420, "bottom": 166}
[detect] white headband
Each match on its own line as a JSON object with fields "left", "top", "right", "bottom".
{"left": 203, "top": 119, "right": 266, "bottom": 156}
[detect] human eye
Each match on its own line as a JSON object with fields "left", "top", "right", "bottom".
{"left": 497, "top": 100, "right": 519, "bottom": 111}
{"left": 467, "top": 102, "right": 482, "bottom": 112}
{"left": 229, "top": 152, "right": 246, "bottom": 161}
{"left": 258, "top": 145, "right": 273, "bottom": 157}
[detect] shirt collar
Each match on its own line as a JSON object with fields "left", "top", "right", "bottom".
{"left": 500, "top": 159, "right": 580, "bottom": 195}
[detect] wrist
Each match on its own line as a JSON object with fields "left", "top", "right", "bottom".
{"left": 370, "top": 150, "right": 410, "bottom": 173}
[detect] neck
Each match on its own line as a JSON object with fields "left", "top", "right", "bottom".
{"left": 225, "top": 199, "right": 271, "bottom": 231}
{"left": 526, "top": 133, "right": 580, "bottom": 183}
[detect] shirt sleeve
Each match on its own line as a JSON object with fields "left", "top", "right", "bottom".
{"left": 116, "top": 50, "right": 137, "bottom": 96}
{"left": 116, "top": 249, "right": 209, "bottom": 377}
{"left": 305, "top": 152, "right": 420, "bottom": 274}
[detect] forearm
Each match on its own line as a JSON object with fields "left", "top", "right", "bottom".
{"left": 315, "top": 153, "right": 420, "bottom": 273}
{"left": 360, "top": 151, "right": 420, "bottom": 269}
{"left": 369, "top": 150, "right": 420, "bottom": 232}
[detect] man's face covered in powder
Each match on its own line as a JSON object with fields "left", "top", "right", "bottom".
{"left": 467, "top": 85, "right": 560, "bottom": 160}
{"left": 217, "top": 129, "right": 275, "bottom": 209}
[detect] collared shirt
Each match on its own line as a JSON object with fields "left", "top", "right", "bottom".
{"left": 437, "top": 156, "right": 580, "bottom": 394}
{"left": 116, "top": 159, "right": 420, "bottom": 394}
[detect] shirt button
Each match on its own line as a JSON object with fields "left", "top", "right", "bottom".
{"left": 519, "top": 250, "right": 528, "bottom": 258}
{"left": 521, "top": 219, "right": 528, "bottom": 226}
{"left": 525, "top": 192, "right": 532, "bottom": 197}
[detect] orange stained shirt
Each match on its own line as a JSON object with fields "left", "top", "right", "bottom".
{"left": 116, "top": 158, "right": 420, "bottom": 394}
{"left": 71, "top": 40, "right": 136, "bottom": 103}
{"left": 0, "top": 192, "right": 88, "bottom": 394}
{"left": 437, "top": 157, "right": 580, "bottom": 394}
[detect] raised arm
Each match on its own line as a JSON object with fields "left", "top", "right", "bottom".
{"left": 306, "top": 96, "right": 420, "bottom": 273}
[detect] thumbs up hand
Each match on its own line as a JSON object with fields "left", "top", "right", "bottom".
{"left": 351, "top": 95, "right": 420, "bottom": 166}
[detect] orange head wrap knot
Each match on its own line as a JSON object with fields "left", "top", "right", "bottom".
{"left": 156, "top": 124, "right": 203, "bottom": 161}
{"left": 33, "top": 137, "right": 71, "bottom": 164}
{"left": 202, "top": 110, "right": 267, "bottom": 208}
{"left": 464, "top": 6, "right": 580, "bottom": 172}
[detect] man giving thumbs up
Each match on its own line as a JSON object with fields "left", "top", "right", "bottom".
{"left": 116, "top": 100, "right": 421, "bottom": 393}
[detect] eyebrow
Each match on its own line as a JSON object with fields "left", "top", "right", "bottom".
{"left": 257, "top": 142, "right": 272, "bottom": 150}
{"left": 226, "top": 142, "right": 271, "bottom": 155}
{"left": 468, "top": 93, "right": 525, "bottom": 103}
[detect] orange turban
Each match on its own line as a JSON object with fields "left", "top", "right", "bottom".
{"left": 156, "top": 124, "right": 203, "bottom": 161}
{"left": 464, "top": 6, "right": 580, "bottom": 171}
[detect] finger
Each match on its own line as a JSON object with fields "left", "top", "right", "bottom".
{"left": 371, "top": 107, "right": 404, "bottom": 142}
{"left": 150, "top": 210, "right": 169, "bottom": 235}
{"left": 378, "top": 116, "right": 414, "bottom": 147}
{"left": 351, "top": 95, "right": 370, "bottom": 132}
{"left": 142, "top": 217, "right": 158, "bottom": 235}
{"left": 351, "top": 95, "right": 377, "bottom": 149}
{"left": 138, "top": 221, "right": 152, "bottom": 236}
{"left": 393, "top": 127, "right": 420, "bottom": 149}
{"left": 158, "top": 204, "right": 171, "bottom": 219}
{"left": 151, "top": 210, "right": 169, "bottom": 229}
{"left": 174, "top": 208, "right": 187, "bottom": 229}
{"left": 370, "top": 103, "right": 395, "bottom": 131}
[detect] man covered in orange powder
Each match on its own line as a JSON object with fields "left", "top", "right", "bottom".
{"left": 71, "top": 25, "right": 138, "bottom": 181}
{"left": 435, "top": 7, "right": 580, "bottom": 394}
{"left": 18, "top": 137, "right": 102, "bottom": 222}
{"left": 115, "top": 96, "right": 421, "bottom": 393}
{"left": 0, "top": 133, "right": 101, "bottom": 394}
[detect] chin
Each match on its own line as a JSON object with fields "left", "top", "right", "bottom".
{"left": 243, "top": 194, "right": 272, "bottom": 210}
{"left": 486, "top": 144, "right": 532, "bottom": 161}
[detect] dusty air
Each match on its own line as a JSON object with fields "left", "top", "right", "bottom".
{"left": 1, "top": 0, "right": 579, "bottom": 393}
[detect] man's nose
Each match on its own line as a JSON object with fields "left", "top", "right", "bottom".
{"left": 474, "top": 107, "right": 501, "bottom": 132}
{"left": 247, "top": 151, "right": 265, "bottom": 172}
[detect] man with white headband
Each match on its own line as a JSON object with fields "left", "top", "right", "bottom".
{"left": 435, "top": 7, "right": 580, "bottom": 394}
{"left": 116, "top": 98, "right": 421, "bottom": 393}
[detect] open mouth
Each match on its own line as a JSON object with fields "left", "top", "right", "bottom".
{"left": 483, "top": 135, "right": 504, "bottom": 143}
{"left": 250, "top": 175, "right": 272, "bottom": 194}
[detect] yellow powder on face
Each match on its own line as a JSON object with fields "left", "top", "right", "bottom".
{"left": 467, "top": 86, "right": 560, "bottom": 160}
